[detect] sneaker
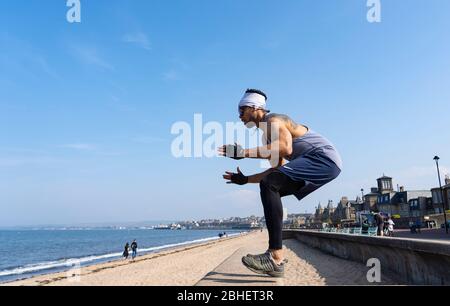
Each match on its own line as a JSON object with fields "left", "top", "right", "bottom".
{"left": 241, "top": 252, "right": 285, "bottom": 278}
{"left": 246, "top": 251, "right": 289, "bottom": 264}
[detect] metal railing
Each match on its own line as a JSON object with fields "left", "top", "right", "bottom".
{"left": 318, "top": 227, "right": 378, "bottom": 237}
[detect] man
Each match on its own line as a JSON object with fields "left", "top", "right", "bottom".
{"left": 131, "top": 239, "right": 138, "bottom": 261}
{"left": 375, "top": 212, "right": 384, "bottom": 237}
{"left": 123, "top": 242, "right": 130, "bottom": 260}
{"left": 219, "top": 89, "right": 342, "bottom": 277}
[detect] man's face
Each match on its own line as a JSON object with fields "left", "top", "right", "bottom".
{"left": 239, "top": 106, "right": 257, "bottom": 127}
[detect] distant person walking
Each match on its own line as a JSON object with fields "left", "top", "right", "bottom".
{"left": 123, "top": 242, "right": 130, "bottom": 260}
{"left": 375, "top": 212, "right": 384, "bottom": 237}
{"left": 131, "top": 240, "right": 138, "bottom": 260}
{"left": 387, "top": 217, "right": 395, "bottom": 237}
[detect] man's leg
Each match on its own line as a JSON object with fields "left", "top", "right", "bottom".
{"left": 260, "top": 170, "right": 305, "bottom": 264}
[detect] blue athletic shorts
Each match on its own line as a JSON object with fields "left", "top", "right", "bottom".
{"left": 278, "top": 148, "right": 341, "bottom": 201}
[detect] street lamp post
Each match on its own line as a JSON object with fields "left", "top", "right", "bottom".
{"left": 434, "top": 156, "right": 449, "bottom": 234}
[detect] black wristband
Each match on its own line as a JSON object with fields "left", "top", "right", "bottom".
{"left": 231, "top": 173, "right": 249, "bottom": 185}
{"left": 225, "top": 144, "right": 245, "bottom": 160}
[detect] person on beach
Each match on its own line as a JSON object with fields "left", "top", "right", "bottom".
{"left": 123, "top": 242, "right": 130, "bottom": 260}
{"left": 131, "top": 240, "right": 138, "bottom": 260}
{"left": 219, "top": 89, "right": 342, "bottom": 277}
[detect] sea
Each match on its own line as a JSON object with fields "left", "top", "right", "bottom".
{"left": 0, "top": 229, "right": 243, "bottom": 283}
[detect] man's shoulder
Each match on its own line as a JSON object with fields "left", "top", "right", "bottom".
{"left": 265, "top": 114, "right": 291, "bottom": 127}
{"left": 266, "top": 113, "right": 286, "bottom": 121}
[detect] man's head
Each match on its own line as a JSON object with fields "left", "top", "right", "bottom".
{"left": 238, "top": 89, "right": 270, "bottom": 127}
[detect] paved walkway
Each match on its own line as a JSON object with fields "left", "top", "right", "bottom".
{"left": 392, "top": 228, "right": 450, "bottom": 242}
{"left": 198, "top": 232, "right": 399, "bottom": 286}
{"left": 196, "top": 234, "right": 282, "bottom": 286}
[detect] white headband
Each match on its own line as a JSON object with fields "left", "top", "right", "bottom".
{"left": 238, "top": 92, "right": 267, "bottom": 111}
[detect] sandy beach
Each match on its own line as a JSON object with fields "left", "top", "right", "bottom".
{"left": 3, "top": 231, "right": 397, "bottom": 286}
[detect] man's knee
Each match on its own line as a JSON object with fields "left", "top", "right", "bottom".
{"left": 260, "top": 171, "right": 283, "bottom": 192}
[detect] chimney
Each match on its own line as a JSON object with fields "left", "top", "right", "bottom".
{"left": 400, "top": 186, "right": 405, "bottom": 192}
{"left": 445, "top": 174, "right": 450, "bottom": 185}
{"left": 371, "top": 187, "right": 378, "bottom": 193}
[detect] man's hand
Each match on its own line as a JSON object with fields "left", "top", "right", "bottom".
{"left": 222, "top": 167, "right": 248, "bottom": 185}
{"left": 218, "top": 143, "right": 245, "bottom": 160}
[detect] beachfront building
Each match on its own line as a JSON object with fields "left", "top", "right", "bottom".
{"left": 363, "top": 187, "right": 379, "bottom": 212}
{"left": 332, "top": 197, "right": 358, "bottom": 224}
{"left": 373, "top": 175, "right": 396, "bottom": 214}
{"left": 430, "top": 175, "right": 450, "bottom": 214}
{"left": 375, "top": 176, "right": 431, "bottom": 218}
{"left": 431, "top": 187, "right": 445, "bottom": 214}
{"left": 310, "top": 203, "right": 326, "bottom": 228}
{"left": 322, "top": 200, "right": 335, "bottom": 223}
{"left": 284, "top": 213, "right": 315, "bottom": 229}
{"left": 310, "top": 196, "right": 363, "bottom": 226}
{"left": 310, "top": 175, "right": 450, "bottom": 229}
{"left": 377, "top": 188, "right": 432, "bottom": 217}
{"left": 315, "top": 203, "right": 324, "bottom": 220}
{"left": 409, "top": 197, "right": 433, "bottom": 218}
{"left": 176, "top": 216, "right": 264, "bottom": 230}
{"left": 426, "top": 175, "right": 450, "bottom": 228}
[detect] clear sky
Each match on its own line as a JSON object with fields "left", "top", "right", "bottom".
{"left": 1, "top": 0, "right": 450, "bottom": 227}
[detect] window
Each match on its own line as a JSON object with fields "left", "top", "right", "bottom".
{"left": 432, "top": 191, "right": 443, "bottom": 203}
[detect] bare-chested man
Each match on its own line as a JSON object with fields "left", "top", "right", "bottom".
{"left": 219, "top": 89, "right": 342, "bottom": 278}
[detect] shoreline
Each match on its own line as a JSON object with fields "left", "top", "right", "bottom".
{"left": 2, "top": 231, "right": 254, "bottom": 286}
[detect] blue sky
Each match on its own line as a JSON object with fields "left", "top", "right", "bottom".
{"left": 1, "top": 0, "right": 450, "bottom": 227}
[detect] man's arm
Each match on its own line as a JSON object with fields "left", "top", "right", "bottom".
{"left": 244, "top": 119, "right": 293, "bottom": 162}
{"left": 247, "top": 168, "right": 278, "bottom": 184}
{"left": 223, "top": 165, "right": 283, "bottom": 185}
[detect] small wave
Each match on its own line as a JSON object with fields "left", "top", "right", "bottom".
{"left": 0, "top": 232, "right": 243, "bottom": 278}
